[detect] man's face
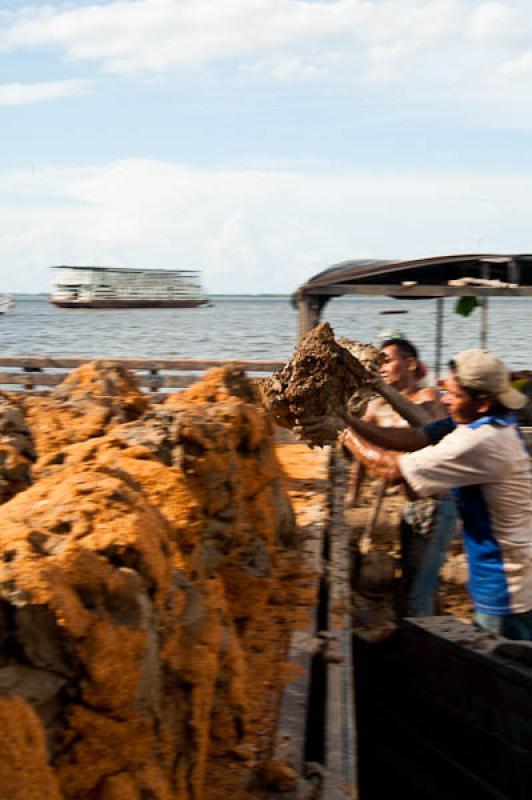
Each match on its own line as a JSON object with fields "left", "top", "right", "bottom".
{"left": 441, "top": 372, "right": 489, "bottom": 424}
{"left": 379, "top": 345, "right": 413, "bottom": 388}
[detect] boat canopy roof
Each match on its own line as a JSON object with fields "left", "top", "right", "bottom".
{"left": 292, "top": 253, "right": 532, "bottom": 305}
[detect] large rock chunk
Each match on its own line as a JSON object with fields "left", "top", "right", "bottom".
{"left": 337, "top": 337, "right": 384, "bottom": 418}
{"left": 260, "top": 322, "right": 375, "bottom": 443}
{"left": 0, "top": 464, "right": 241, "bottom": 800}
{"left": 0, "top": 467, "right": 173, "bottom": 798}
{"left": 40, "top": 394, "right": 295, "bottom": 622}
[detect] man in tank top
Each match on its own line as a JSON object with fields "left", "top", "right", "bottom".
{"left": 344, "top": 338, "right": 458, "bottom": 617}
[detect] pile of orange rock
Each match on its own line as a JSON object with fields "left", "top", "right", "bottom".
{"left": 0, "top": 362, "right": 305, "bottom": 800}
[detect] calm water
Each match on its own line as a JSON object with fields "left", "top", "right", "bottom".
{"left": 1, "top": 295, "right": 530, "bottom": 371}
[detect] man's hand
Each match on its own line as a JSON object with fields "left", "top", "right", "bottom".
{"left": 294, "top": 414, "right": 408, "bottom": 485}
{"left": 293, "top": 414, "right": 346, "bottom": 447}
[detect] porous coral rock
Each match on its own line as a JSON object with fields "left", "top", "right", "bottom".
{"left": 0, "top": 367, "right": 300, "bottom": 800}
{"left": 52, "top": 360, "right": 148, "bottom": 416}
{"left": 0, "top": 393, "right": 35, "bottom": 502}
{"left": 19, "top": 361, "right": 148, "bottom": 472}
{"left": 260, "top": 322, "right": 374, "bottom": 444}
{"left": 337, "top": 338, "right": 385, "bottom": 418}
{"left": 0, "top": 465, "right": 226, "bottom": 799}
{"left": 336, "top": 338, "right": 384, "bottom": 377}
{"left": 0, "top": 696, "right": 62, "bottom": 800}
{"left": 40, "top": 394, "right": 293, "bottom": 626}
{"left": 173, "top": 364, "right": 262, "bottom": 406}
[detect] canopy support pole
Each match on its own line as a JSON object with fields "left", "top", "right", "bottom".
{"left": 297, "top": 295, "right": 327, "bottom": 340}
{"left": 480, "top": 298, "right": 489, "bottom": 349}
{"left": 435, "top": 298, "right": 444, "bottom": 380}
{"left": 479, "top": 262, "right": 491, "bottom": 349}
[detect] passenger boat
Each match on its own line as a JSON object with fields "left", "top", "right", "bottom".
{"left": 50, "top": 265, "right": 208, "bottom": 308}
{"left": 0, "top": 297, "right": 14, "bottom": 314}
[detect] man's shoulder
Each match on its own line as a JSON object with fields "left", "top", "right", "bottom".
{"left": 364, "top": 395, "right": 388, "bottom": 418}
{"left": 431, "top": 421, "right": 520, "bottom": 463}
{"left": 412, "top": 386, "right": 440, "bottom": 403}
{"left": 470, "top": 420, "right": 525, "bottom": 453}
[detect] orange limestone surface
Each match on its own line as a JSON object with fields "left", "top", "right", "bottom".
{"left": 0, "top": 393, "right": 35, "bottom": 501}
{"left": 0, "top": 364, "right": 323, "bottom": 800}
{"left": 18, "top": 361, "right": 149, "bottom": 472}
{"left": 0, "top": 697, "right": 62, "bottom": 799}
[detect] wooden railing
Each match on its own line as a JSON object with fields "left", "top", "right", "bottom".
{"left": 0, "top": 356, "right": 285, "bottom": 393}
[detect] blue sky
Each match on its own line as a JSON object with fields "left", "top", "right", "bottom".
{"left": 1, "top": 0, "right": 532, "bottom": 293}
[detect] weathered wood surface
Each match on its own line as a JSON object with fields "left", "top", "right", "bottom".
{"left": 0, "top": 371, "right": 198, "bottom": 390}
{"left": 0, "top": 356, "right": 284, "bottom": 371}
{"left": 324, "top": 449, "right": 358, "bottom": 799}
{"left": 0, "top": 356, "right": 286, "bottom": 393}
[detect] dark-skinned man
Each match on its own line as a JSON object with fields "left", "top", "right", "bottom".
{"left": 345, "top": 337, "right": 458, "bottom": 618}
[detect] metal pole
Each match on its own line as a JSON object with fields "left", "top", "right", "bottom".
{"left": 435, "top": 297, "right": 444, "bottom": 380}
{"left": 481, "top": 297, "right": 488, "bottom": 349}
{"left": 479, "top": 261, "right": 491, "bottom": 350}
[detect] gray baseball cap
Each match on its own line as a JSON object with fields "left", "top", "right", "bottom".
{"left": 452, "top": 349, "right": 528, "bottom": 410}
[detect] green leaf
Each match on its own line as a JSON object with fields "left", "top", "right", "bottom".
{"left": 454, "top": 296, "right": 478, "bottom": 317}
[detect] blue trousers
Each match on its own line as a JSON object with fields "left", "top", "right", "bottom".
{"left": 399, "top": 495, "right": 458, "bottom": 617}
{"left": 474, "top": 610, "right": 532, "bottom": 641}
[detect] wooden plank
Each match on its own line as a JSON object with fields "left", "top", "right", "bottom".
{"left": 141, "top": 374, "right": 197, "bottom": 389}
{"left": 324, "top": 449, "right": 358, "bottom": 799}
{"left": 0, "top": 356, "right": 285, "bottom": 372}
{"left": 0, "top": 372, "right": 200, "bottom": 390}
{"left": 304, "top": 283, "right": 532, "bottom": 298}
{"left": 0, "top": 372, "right": 63, "bottom": 387}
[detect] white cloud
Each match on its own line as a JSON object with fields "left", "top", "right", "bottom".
{"left": 242, "top": 53, "right": 337, "bottom": 82}
{"left": 0, "top": 79, "right": 89, "bottom": 105}
{"left": 468, "top": 2, "right": 517, "bottom": 41}
{"left": 496, "top": 50, "right": 532, "bottom": 80}
{"left": 1, "top": 157, "right": 531, "bottom": 294}
{"left": 0, "top": 0, "right": 530, "bottom": 91}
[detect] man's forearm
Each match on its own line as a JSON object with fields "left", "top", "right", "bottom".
{"left": 339, "top": 429, "right": 403, "bottom": 482}
{"left": 341, "top": 413, "right": 430, "bottom": 452}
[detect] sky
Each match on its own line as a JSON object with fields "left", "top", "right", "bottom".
{"left": 1, "top": 0, "right": 532, "bottom": 294}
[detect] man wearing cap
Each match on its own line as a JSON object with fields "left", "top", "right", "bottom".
{"left": 300, "top": 349, "right": 532, "bottom": 640}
